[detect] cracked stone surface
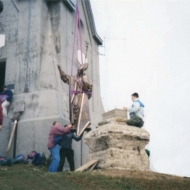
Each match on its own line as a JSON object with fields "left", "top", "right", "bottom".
{"left": 85, "top": 118, "right": 150, "bottom": 171}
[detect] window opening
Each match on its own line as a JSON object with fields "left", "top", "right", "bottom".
{"left": 0, "top": 61, "right": 6, "bottom": 93}
{"left": 0, "top": 1, "right": 3, "bottom": 13}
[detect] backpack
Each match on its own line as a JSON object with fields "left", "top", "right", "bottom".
{"left": 27, "top": 151, "right": 42, "bottom": 166}
{"left": 32, "top": 153, "right": 42, "bottom": 166}
{"left": 0, "top": 157, "right": 12, "bottom": 166}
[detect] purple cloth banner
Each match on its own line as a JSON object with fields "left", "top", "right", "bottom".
{"left": 70, "top": 90, "right": 92, "bottom": 95}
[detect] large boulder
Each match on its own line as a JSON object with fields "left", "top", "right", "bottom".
{"left": 84, "top": 109, "right": 150, "bottom": 171}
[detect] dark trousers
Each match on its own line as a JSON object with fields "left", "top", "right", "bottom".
{"left": 126, "top": 116, "right": 144, "bottom": 128}
{"left": 58, "top": 148, "right": 75, "bottom": 172}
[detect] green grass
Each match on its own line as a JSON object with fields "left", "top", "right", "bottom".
{"left": 0, "top": 164, "right": 189, "bottom": 190}
{"left": 0, "top": 168, "right": 141, "bottom": 190}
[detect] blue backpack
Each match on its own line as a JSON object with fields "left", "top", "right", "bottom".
{"left": 27, "top": 151, "right": 42, "bottom": 166}
{"left": 32, "top": 153, "right": 42, "bottom": 166}
{"left": 0, "top": 157, "right": 12, "bottom": 166}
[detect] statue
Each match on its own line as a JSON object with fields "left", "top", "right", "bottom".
{"left": 57, "top": 61, "right": 92, "bottom": 137}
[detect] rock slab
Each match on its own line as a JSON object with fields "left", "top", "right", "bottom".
{"left": 85, "top": 119, "right": 150, "bottom": 171}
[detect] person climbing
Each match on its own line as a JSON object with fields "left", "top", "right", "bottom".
{"left": 0, "top": 98, "right": 3, "bottom": 130}
{"left": 0, "top": 85, "right": 13, "bottom": 116}
{"left": 123, "top": 93, "right": 144, "bottom": 128}
{"left": 47, "top": 121, "right": 72, "bottom": 172}
{"left": 58, "top": 128, "right": 83, "bottom": 172}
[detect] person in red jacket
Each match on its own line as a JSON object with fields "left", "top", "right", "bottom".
{"left": 47, "top": 121, "right": 72, "bottom": 172}
{"left": 0, "top": 99, "right": 3, "bottom": 130}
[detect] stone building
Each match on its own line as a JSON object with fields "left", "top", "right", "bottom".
{"left": 0, "top": 0, "right": 103, "bottom": 169}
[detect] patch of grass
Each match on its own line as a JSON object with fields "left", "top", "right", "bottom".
{"left": 0, "top": 165, "right": 142, "bottom": 190}
{"left": 0, "top": 165, "right": 190, "bottom": 190}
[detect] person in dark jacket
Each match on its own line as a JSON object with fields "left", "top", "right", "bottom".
{"left": 0, "top": 85, "right": 13, "bottom": 116}
{"left": 0, "top": 99, "right": 3, "bottom": 130}
{"left": 58, "top": 130, "right": 82, "bottom": 172}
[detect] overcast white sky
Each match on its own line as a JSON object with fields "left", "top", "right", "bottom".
{"left": 91, "top": 0, "right": 190, "bottom": 177}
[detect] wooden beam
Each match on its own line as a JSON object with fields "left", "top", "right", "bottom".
{"left": 75, "top": 159, "right": 98, "bottom": 172}
{"left": 88, "top": 162, "right": 98, "bottom": 171}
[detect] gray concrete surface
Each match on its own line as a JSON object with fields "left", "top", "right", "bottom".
{"left": 0, "top": 117, "right": 12, "bottom": 157}
{"left": 0, "top": 0, "right": 103, "bottom": 169}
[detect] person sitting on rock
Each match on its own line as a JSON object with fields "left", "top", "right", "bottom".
{"left": 0, "top": 85, "right": 13, "bottom": 117}
{"left": 123, "top": 92, "right": 144, "bottom": 128}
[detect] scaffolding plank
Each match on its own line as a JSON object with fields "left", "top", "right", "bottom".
{"left": 75, "top": 159, "right": 98, "bottom": 172}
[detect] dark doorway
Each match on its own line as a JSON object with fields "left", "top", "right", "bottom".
{"left": 0, "top": 61, "right": 6, "bottom": 93}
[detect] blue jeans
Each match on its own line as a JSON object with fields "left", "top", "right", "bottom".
{"left": 48, "top": 144, "right": 60, "bottom": 172}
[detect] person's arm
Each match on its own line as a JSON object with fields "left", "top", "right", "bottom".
{"left": 127, "top": 102, "right": 140, "bottom": 113}
{"left": 72, "top": 133, "right": 82, "bottom": 141}
{"left": 53, "top": 125, "right": 72, "bottom": 135}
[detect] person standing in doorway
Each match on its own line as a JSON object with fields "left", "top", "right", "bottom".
{"left": 58, "top": 129, "right": 82, "bottom": 172}
{"left": 0, "top": 85, "right": 13, "bottom": 116}
{"left": 123, "top": 93, "right": 145, "bottom": 128}
{"left": 47, "top": 121, "right": 72, "bottom": 172}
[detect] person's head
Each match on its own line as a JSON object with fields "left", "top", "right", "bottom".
{"left": 131, "top": 93, "right": 139, "bottom": 101}
{"left": 53, "top": 121, "right": 60, "bottom": 126}
{"left": 2, "top": 85, "right": 7, "bottom": 91}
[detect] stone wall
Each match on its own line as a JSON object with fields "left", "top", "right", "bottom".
{"left": 0, "top": 0, "right": 103, "bottom": 169}
{"left": 0, "top": 117, "right": 12, "bottom": 156}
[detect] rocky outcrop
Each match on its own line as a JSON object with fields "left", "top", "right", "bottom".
{"left": 84, "top": 109, "right": 150, "bottom": 171}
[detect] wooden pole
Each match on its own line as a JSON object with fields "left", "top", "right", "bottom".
{"left": 5, "top": 120, "right": 17, "bottom": 157}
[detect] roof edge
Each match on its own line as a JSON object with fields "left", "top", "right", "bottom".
{"left": 63, "top": 0, "right": 76, "bottom": 12}
{"left": 85, "top": 0, "right": 103, "bottom": 45}
{"left": 62, "top": 0, "right": 103, "bottom": 45}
